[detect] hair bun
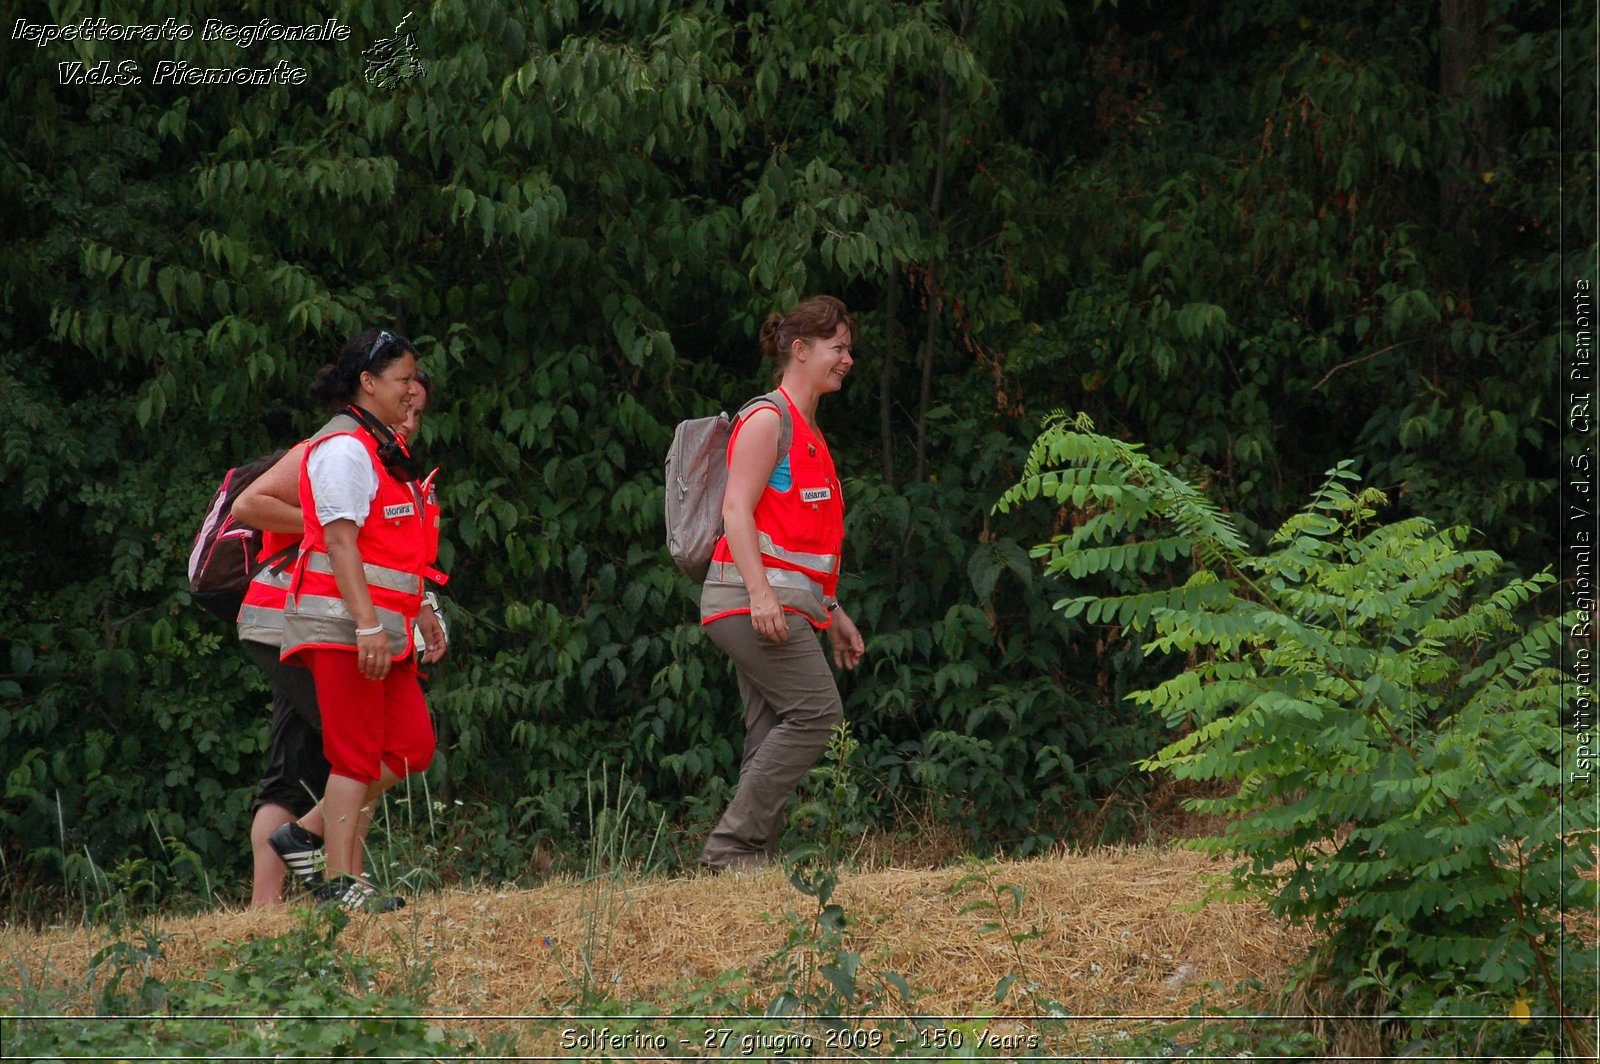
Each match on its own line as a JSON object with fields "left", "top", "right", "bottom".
{"left": 307, "top": 362, "right": 343, "bottom": 407}
{"left": 758, "top": 313, "right": 786, "bottom": 362}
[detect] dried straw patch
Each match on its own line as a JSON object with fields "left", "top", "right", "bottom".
{"left": 2, "top": 846, "right": 1311, "bottom": 1048}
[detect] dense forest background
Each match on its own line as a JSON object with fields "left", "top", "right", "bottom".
{"left": 0, "top": 0, "right": 1591, "bottom": 909}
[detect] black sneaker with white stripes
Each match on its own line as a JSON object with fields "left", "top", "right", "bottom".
{"left": 314, "top": 874, "right": 406, "bottom": 913}
{"left": 266, "top": 822, "right": 326, "bottom": 893}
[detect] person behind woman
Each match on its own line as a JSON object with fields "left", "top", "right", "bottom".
{"left": 277, "top": 328, "right": 446, "bottom": 910}
{"left": 698, "top": 295, "right": 867, "bottom": 872}
{"left": 234, "top": 367, "right": 443, "bottom": 906}
{"left": 234, "top": 517, "right": 329, "bottom": 905}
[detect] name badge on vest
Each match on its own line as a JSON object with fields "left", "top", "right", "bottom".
{"left": 801, "top": 487, "right": 832, "bottom": 504}
{"left": 383, "top": 502, "right": 417, "bottom": 520}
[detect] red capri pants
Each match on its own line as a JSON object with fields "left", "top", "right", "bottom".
{"left": 303, "top": 648, "right": 435, "bottom": 783}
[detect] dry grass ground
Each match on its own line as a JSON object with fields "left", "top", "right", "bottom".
{"left": 1, "top": 845, "right": 1316, "bottom": 1056}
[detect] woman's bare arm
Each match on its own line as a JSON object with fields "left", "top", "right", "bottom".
{"left": 721, "top": 407, "right": 785, "bottom": 641}
{"left": 231, "top": 443, "right": 306, "bottom": 533}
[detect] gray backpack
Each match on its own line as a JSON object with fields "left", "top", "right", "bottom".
{"left": 665, "top": 391, "right": 792, "bottom": 583}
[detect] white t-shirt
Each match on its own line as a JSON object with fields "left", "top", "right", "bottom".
{"left": 306, "top": 435, "right": 378, "bottom": 526}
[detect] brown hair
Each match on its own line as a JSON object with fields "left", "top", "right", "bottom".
{"left": 758, "top": 295, "right": 855, "bottom": 379}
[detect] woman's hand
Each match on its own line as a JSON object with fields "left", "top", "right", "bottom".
{"left": 325, "top": 519, "right": 390, "bottom": 680}
{"left": 357, "top": 630, "right": 392, "bottom": 680}
{"left": 827, "top": 607, "right": 865, "bottom": 670}
{"left": 417, "top": 601, "right": 448, "bottom": 664}
{"left": 749, "top": 587, "right": 788, "bottom": 643}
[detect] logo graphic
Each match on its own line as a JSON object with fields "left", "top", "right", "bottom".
{"left": 363, "top": 12, "right": 425, "bottom": 88}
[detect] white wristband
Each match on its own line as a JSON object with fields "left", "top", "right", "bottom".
{"left": 355, "top": 623, "right": 384, "bottom": 637}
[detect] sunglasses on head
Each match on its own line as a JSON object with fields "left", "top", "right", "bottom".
{"left": 415, "top": 367, "right": 432, "bottom": 390}
{"left": 360, "top": 330, "right": 399, "bottom": 374}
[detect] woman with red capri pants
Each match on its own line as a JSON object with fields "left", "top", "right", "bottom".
{"left": 239, "top": 366, "right": 443, "bottom": 906}
{"left": 279, "top": 328, "right": 445, "bottom": 911}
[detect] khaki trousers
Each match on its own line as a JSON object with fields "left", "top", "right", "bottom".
{"left": 700, "top": 612, "right": 843, "bottom": 870}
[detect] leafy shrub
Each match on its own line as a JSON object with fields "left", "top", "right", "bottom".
{"left": 998, "top": 416, "right": 1597, "bottom": 1058}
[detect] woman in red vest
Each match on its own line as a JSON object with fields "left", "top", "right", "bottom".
{"left": 278, "top": 328, "right": 445, "bottom": 910}
{"left": 233, "top": 367, "right": 442, "bottom": 906}
{"left": 698, "top": 296, "right": 867, "bottom": 871}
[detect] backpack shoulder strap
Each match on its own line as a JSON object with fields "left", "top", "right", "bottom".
{"left": 307, "top": 412, "right": 360, "bottom": 444}
{"left": 735, "top": 390, "right": 793, "bottom": 462}
{"left": 767, "top": 389, "right": 793, "bottom": 459}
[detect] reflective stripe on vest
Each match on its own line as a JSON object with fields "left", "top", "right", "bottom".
{"left": 237, "top": 566, "right": 293, "bottom": 647}
{"left": 701, "top": 560, "right": 829, "bottom": 627}
{"left": 234, "top": 432, "right": 333, "bottom": 649}
{"left": 756, "top": 531, "right": 837, "bottom": 574}
{"left": 706, "top": 559, "right": 825, "bottom": 600}
{"left": 282, "top": 593, "right": 415, "bottom": 655}
{"left": 304, "top": 551, "right": 424, "bottom": 596}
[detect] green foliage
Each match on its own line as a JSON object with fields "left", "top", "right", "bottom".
{"left": 1058, "top": 0, "right": 1580, "bottom": 555}
{"left": 3, "top": 910, "right": 491, "bottom": 1060}
{"left": 0, "top": 0, "right": 1582, "bottom": 910}
{"left": 772, "top": 724, "right": 918, "bottom": 1024}
{"left": 1085, "top": 995, "right": 1322, "bottom": 1062}
{"left": 549, "top": 767, "right": 671, "bottom": 1008}
{"left": 785, "top": 722, "right": 868, "bottom": 872}
{"left": 1002, "top": 417, "right": 1596, "bottom": 1058}
{"left": 952, "top": 858, "right": 1065, "bottom": 1017}
{"left": 756, "top": 735, "right": 1062, "bottom": 1057}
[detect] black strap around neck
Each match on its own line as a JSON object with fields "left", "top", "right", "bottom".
{"left": 344, "top": 404, "right": 424, "bottom": 483}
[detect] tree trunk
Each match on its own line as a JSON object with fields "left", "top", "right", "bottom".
{"left": 880, "top": 271, "right": 900, "bottom": 484}
{"left": 1437, "top": 0, "right": 1495, "bottom": 226}
{"left": 912, "top": 80, "right": 951, "bottom": 485}
{"left": 879, "top": 80, "right": 900, "bottom": 485}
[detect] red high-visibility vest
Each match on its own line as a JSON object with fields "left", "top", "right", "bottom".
{"left": 280, "top": 423, "right": 442, "bottom": 664}
{"left": 235, "top": 528, "right": 302, "bottom": 648}
{"left": 701, "top": 388, "right": 844, "bottom": 628}
{"left": 237, "top": 415, "right": 352, "bottom": 649}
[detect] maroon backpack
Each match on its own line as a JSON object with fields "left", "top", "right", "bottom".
{"left": 186, "top": 448, "right": 292, "bottom": 620}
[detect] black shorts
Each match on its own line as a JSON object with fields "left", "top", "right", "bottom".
{"left": 243, "top": 640, "right": 329, "bottom": 817}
